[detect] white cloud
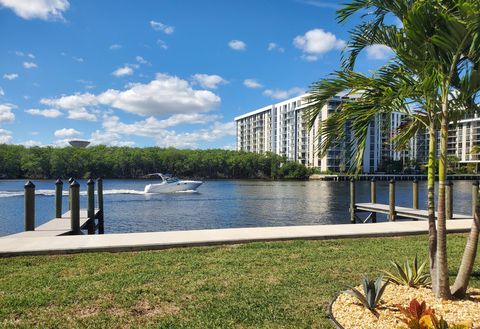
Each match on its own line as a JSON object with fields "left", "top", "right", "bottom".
{"left": 109, "top": 44, "right": 122, "bottom": 50}
{"left": 0, "top": 0, "right": 69, "bottom": 20}
{"left": 0, "top": 128, "right": 12, "bottom": 144}
{"left": 103, "top": 113, "right": 220, "bottom": 136}
{"left": 41, "top": 73, "right": 221, "bottom": 117}
{"left": 365, "top": 44, "right": 394, "bottom": 60}
{"left": 25, "top": 108, "right": 63, "bottom": 118}
{"left": 54, "top": 128, "right": 81, "bottom": 138}
{"left": 39, "top": 94, "right": 97, "bottom": 121}
{"left": 0, "top": 87, "right": 3, "bottom": 96}
{"left": 228, "top": 40, "right": 246, "bottom": 51}
{"left": 112, "top": 66, "right": 134, "bottom": 77}
{"left": 90, "top": 130, "right": 135, "bottom": 147}
{"left": 243, "top": 79, "right": 263, "bottom": 89}
{"left": 67, "top": 108, "right": 97, "bottom": 121}
{"left": 3, "top": 73, "right": 19, "bottom": 80}
{"left": 15, "top": 51, "right": 24, "bottom": 57}
{"left": 191, "top": 74, "right": 227, "bottom": 89}
{"left": 23, "top": 62, "right": 38, "bottom": 69}
{"left": 293, "top": 28, "right": 346, "bottom": 61}
{"left": 41, "top": 93, "right": 97, "bottom": 109}
{"left": 97, "top": 73, "right": 220, "bottom": 116}
{"left": 155, "top": 122, "right": 235, "bottom": 148}
{"left": 135, "top": 56, "right": 149, "bottom": 64}
{"left": 72, "top": 56, "right": 84, "bottom": 63}
{"left": 19, "top": 140, "right": 42, "bottom": 147}
{"left": 0, "top": 103, "right": 15, "bottom": 123}
{"left": 268, "top": 42, "right": 284, "bottom": 53}
{"left": 97, "top": 113, "right": 234, "bottom": 149}
{"left": 263, "top": 87, "right": 304, "bottom": 100}
{"left": 302, "top": 54, "right": 320, "bottom": 62}
{"left": 297, "top": 0, "right": 340, "bottom": 9}
{"left": 157, "top": 39, "right": 168, "bottom": 50}
{"left": 27, "top": 53, "right": 35, "bottom": 58}
{"left": 150, "top": 20, "right": 174, "bottom": 34}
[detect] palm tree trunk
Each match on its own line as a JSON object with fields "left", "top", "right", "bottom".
{"left": 435, "top": 105, "right": 452, "bottom": 299}
{"left": 451, "top": 189, "right": 480, "bottom": 298}
{"left": 427, "top": 122, "right": 437, "bottom": 291}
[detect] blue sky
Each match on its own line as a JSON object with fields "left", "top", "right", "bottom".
{"left": 0, "top": 0, "right": 391, "bottom": 149}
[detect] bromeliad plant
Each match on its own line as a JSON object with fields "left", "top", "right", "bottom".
{"left": 383, "top": 255, "right": 430, "bottom": 288}
{"left": 397, "top": 299, "right": 472, "bottom": 329}
{"left": 346, "top": 275, "right": 389, "bottom": 316}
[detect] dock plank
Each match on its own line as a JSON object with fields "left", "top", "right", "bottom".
{"left": 355, "top": 202, "right": 472, "bottom": 220}
{"left": 6, "top": 209, "right": 98, "bottom": 238}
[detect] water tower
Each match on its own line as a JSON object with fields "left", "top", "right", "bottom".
{"left": 68, "top": 140, "right": 90, "bottom": 148}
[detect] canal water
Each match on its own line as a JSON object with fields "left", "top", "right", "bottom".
{"left": 0, "top": 179, "right": 475, "bottom": 237}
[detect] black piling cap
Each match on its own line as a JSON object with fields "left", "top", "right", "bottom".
{"left": 389, "top": 179, "right": 395, "bottom": 183}
{"left": 87, "top": 178, "right": 95, "bottom": 185}
{"left": 70, "top": 180, "right": 80, "bottom": 187}
{"left": 413, "top": 179, "right": 418, "bottom": 183}
{"left": 24, "top": 180, "right": 35, "bottom": 189}
{"left": 350, "top": 177, "right": 355, "bottom": 182}
{"left": 68, "top": 177, "right": 74, "bottom": 183}
{"left": 474, "top": 180, "right": 479, "bottom": 186}
{"left": 448, "top": 180, "right": 453, "bottom": 186}
{"left": 97, "top": 177, "right": 103, "bottom": 182}
{"left": 55, "top": 178, "right": 63, "bottom": 185}
{"left": 371, "top": 178, "right": 376, "bottom": 182}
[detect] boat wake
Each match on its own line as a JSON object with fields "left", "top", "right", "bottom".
{"left": 0, "top": 188, "right": 199, "bottom": 198}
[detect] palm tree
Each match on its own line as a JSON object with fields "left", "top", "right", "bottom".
{"left": 307, "top": 0, "right": 480, "bottom": 299}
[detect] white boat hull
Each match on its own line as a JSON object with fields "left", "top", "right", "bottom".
{"left": 144, "top": 180, "right": 203, "bottom": 193}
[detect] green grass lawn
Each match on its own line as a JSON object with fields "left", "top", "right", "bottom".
{"left": 1, "top": 234, "right": 479, "bottom": 328}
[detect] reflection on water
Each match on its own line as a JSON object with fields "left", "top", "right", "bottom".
{"left": 0, "top": 179, "right": 476, "bottom": 236}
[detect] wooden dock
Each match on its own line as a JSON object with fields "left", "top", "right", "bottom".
{"left": 350, "top": 178, "right": 477, "bottom": 223}
{"left": 17, "top": 177, "right": 104, "bottom": 237}
{"left": 310, "top": 174, "right": 480, "bottom": 181}
{"left": 355, "top": 203, "right": 472, "bottom": 221}
{"left": 7, "top": 209, "right": 101, "bottom": 238}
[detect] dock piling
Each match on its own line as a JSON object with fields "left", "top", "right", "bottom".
{"left": 24, "top": 181, "right": 35, "bottom": 231}
{"left": 87, "top": 178, "right": 95, "bottom": 234}
{"left": 446, "top": 181, "right": 453, "bottom": 220}
{"left": 350, "top": 178, "right": 356, "bottom": 224}
{"left": 69, "top": 180, "right": 80, "bottom": 234}
{"left": 389, "top": 179, "right": 396, "bottom": 221}
{"left": 413, "top": 179, "right": 418, "bottom": 210}
{"left": 68, "top": 177, "right": 74, "bottom": 210}
{"left": 472, "top": 181, "right": 479, "bottom": 217}
{"left": 370, "top": 179, "right": 376, "bottom": 223}
{"left": 55, "top": 178, "right": 63, "bottom": 218}
{"left": 97, "top": 178, "right": 104, "bottom": 234}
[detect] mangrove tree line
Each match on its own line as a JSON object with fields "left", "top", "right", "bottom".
{"left": 0, "top": 145, "right": 312, "bottom": 180}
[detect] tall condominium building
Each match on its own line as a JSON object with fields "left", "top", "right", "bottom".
{"left": 408, "top": 115, "right": 480, "bottom": 166}
{"left": 448, "top": 115, "right": 480, "bottom": 164}
{"left": 235, "top": 94, "right": 406, "bottom": 173}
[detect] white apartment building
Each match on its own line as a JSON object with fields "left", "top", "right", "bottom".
{"left": 408, "top": 115, "right": 480, "bottom": 166}
{"left": 235, "top": 94, "right": 405, "bottom": 173}
{"left": 448, "top": 115, "right": 480, "bottom": 164}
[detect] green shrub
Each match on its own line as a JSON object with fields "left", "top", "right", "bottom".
{"left": 346, "top": 275, "right": 389, "bottom": 315}
{"left": 383, "top": 255, "right": 429, "bottom": 288}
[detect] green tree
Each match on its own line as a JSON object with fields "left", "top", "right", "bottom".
{"left": 306, "top": 0, "right": 480, "bottom": 299}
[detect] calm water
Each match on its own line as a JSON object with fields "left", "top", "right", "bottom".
{"left": 0, "top": 179, "right": 475, "bottom": 237}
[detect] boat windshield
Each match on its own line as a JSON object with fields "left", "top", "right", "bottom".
{"left": 166, "top": 177, "right": 179, "bottom": 183}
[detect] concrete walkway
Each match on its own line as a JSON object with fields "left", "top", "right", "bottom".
{"left": 0, "top": 219, "right": 473, "bottom": 257}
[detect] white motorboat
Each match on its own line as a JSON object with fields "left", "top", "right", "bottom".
{"left": 144, "top": 173, "right": 203, "bottom": 193}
